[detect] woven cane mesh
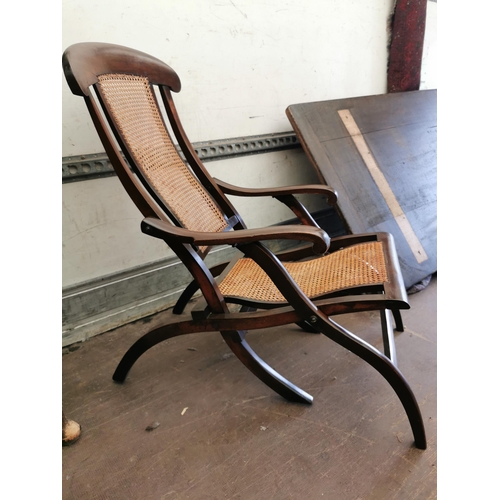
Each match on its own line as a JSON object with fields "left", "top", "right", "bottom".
{"left": 97, "top": 74, "right": 228, "bottom": 233}
{"left": 219, "top": 241, "right": 388, "bottom": 302}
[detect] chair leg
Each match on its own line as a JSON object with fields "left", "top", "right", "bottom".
{"left": 113, "top": 318, "right": 313, "bottom": 405}
{"left": 316, "top": 315, "right": 427, "bottom": 449}
{"left": 173, "top": 262, "right": 230, "bottom": 315}
{"left": 112, "top": 319, "right": 195, "bottom": 382}
{"left": 172, "top": 279, "right": 200, "bottom": 314}
{"left": 381, "top": 309, "right": 397, "bottom": 366}
{"left": 392, "top": 308, "right": 404, "bottom": 332}
{"left": 220, "top": 331, "right": 313, "bottom": 404}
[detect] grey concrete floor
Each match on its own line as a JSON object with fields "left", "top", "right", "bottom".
{"left": 62, "top": 275, "right": 437, "bottom": 499}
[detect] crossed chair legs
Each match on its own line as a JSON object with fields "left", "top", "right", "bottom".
{"left": 112, "top": 302, "right": 426, "bottom": 450}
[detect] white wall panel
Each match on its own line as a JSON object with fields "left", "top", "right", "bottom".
{"left": 62, "top": 0, "right": 395, "bottom": 154}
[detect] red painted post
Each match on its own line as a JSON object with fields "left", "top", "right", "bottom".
{"left": 387, "top": 0, "right": 428, "bottom": 93}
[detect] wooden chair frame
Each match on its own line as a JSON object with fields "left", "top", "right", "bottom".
{"left": 62, "top": 42, "right": 426, "bottom": 449}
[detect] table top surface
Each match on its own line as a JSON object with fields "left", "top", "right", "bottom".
{"left": 287, "top": 89, "right": 437, "bottom": 288}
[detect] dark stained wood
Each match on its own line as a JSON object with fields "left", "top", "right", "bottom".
{"left": 213, "top": 177, "right": 338, "bottom": 205}
{"left": 214, "top": 177, "right": 337, "bottom": 228}
{"left": 62, "top": 42, "right": 181, "bottom": 97}
{"left": 287, "top": 90, "right": 437, "bottom": 288}
{"left": 141, "top": 217, "right": 330, "bottom": 255}
{"left": 63, "top": 43, "right": 428, "bottom": 451}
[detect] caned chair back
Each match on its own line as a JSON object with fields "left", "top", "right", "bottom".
{"left": 96, "top": 73, "right": 228, "bottom": 234}
{"left": 63, "top": 43, "right": 237, "bottom": 252}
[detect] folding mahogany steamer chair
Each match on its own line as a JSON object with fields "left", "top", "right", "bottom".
{"left": 62, "top": 42, "right": 426, "bottom": 449}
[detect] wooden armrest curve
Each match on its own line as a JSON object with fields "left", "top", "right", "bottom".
{"left": 141, "top": 218, "right": 330, "bottom": 254}
{"left": 214, "top": 178, "right": 337, "bottom": 206}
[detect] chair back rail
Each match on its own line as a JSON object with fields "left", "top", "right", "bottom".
{"left": 63, "top": 42, "right": 247, "bottom": 309}
{"left": 62, "top": 42, "right": 181, "bottom": 97}
{"left": 64, "top": 43, "right": 249, "bottom": 253}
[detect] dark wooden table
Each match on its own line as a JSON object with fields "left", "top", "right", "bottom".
{"left": 287, "top": 90, "right": 436, "bottom": 288}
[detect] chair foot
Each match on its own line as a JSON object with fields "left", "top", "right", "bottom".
{"left": 316, "top": 315, "right": 427, "bottom": 449}
{"left": 221, "top": 332, "right": 313, "bottom": 404}
{"left": 112, "top": 319, "right": 196, "bottom": 382}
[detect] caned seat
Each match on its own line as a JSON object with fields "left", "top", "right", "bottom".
{"left": 63, "top": 42, "right": 426, "bottom": 450}
{"left": 219, "top": 241, "right": 388, "bottom": 304}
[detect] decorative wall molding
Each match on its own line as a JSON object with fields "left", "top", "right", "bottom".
{"left": 62, "top": 131, "right": 301, "bottom": 183}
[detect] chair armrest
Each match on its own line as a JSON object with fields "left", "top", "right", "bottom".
{"left": 213, "top": 178, "right": 338, "bottom": 206}
{"left": 141, "top": 218, "right": 330, "bottom": 254}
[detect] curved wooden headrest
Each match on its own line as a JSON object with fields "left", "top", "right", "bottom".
{"left": 62, "top": 42, "right": 181, "bottom": 96}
